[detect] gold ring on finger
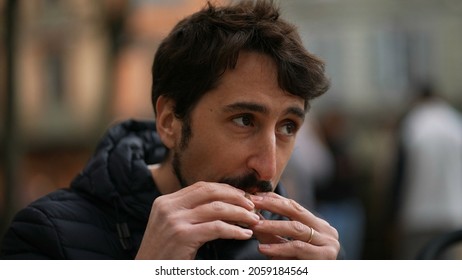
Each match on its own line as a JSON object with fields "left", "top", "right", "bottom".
{"left": 307, "top": 227, "right": 315, "bottom": 244}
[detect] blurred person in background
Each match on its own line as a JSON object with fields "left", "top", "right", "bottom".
{"left": 389, "top": 84, "right": 462, "bottom": 259}
{"left": 282, "top": 107, "right": 365, "bottom": 259}
{"left": 0, "top": 0, "right": 339, "bottom": 260}
{"left": 280, "top": 116, "right": 334, "bottom": 211}
{"left": 313, "top": 108, "right": 366, "bottom": 259}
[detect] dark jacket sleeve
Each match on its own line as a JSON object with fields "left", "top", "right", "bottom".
{"left": 1, "top": 206, "right": 65, "bottom": 259}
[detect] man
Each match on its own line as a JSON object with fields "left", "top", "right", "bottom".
{"left": 1, "top": 0, "right": 339, "bottom": 259}
{"left": 389, "top": 84, "right": 462, "bottom": 259}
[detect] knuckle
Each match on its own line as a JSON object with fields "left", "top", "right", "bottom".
{"left": 196, "top": 181, "right": 220, "bottom": 195}
{"left": 331, "top": 227, "right": 339, "bottom": 240}
{"left": 166, "top": 219, "right": 187, "bottom": 237}
{"left": 152, "top": 197, "right": 169, "bottom": 217}
{"left": 318, "top": 218, "right": 330, "bottom": 227}
{"left": 324, "top": 245, "right": 340, "bottom": 260}
{"left": 292, "top": 221, "right": 306, "bottom": 234}
{"left": 316, "top": 217, "right": 334, "bottom": 232}
{"left": 319, "top": 219, "right": 339, "bottom": 240}
{"left": 321, "top": 238, "right": 341, "bottom": 259}
{"left": 289, "top": 199, "right": 304, "bottom": 212}
{"left": 193, "top": 181, "right": 207, "bottom": 189}
{"left": 291, "top": 240, "right": 306, "bottom": 250}
{"left": 210, "top": 201, "right": 225, "bottom": 211}
{"left": 333, "top": 238, "right": 341, "bottom": 250}
{"left": 211, "top": 221, "right": 226, "bottom": 233}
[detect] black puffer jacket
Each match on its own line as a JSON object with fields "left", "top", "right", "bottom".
{"left": 0, "top": 120, "right": 288, "bottom": 259}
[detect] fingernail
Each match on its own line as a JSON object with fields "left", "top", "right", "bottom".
{"left": 259, "top": 244, "right": 270, "bottom": 249}
{"left": 252, "top": 213, "right": 260, "bottom": 221}
{"left": 243, "top": 229, "right": 253, "bottom": 236}
{"left": 244, "top": 192, "right": 255, "bottom": 207}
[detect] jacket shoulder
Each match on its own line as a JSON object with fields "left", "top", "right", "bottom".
{"left": 1, "top": 189, "right": 125, "bottom": 259}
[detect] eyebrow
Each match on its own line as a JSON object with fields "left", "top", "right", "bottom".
{"left": 286, "top": 106, "right": 306, "bottom": 121}
{"left": 224, "top": 102, "right": 305, "bottom": 121}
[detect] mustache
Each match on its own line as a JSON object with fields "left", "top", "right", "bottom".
{"left": 220, "top": 173, "right": 273, "bottom": 193}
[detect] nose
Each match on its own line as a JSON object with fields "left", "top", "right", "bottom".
{"left": 247, "top": 131, "right": 277, "bottom": 182}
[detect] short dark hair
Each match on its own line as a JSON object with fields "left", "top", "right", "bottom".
{"left": 151, "top": 0, "right": 329, "bottom": 119}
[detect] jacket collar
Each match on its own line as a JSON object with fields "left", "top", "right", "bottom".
{"left": 70, "top": 119, "right": 167, "bottom": 220}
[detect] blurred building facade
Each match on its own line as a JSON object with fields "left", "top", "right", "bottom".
{"left": 0, "top": 0, "right": 215, "bottom": 237}
{"left": 1, "top": 0, "right": 462, "bottom": 259}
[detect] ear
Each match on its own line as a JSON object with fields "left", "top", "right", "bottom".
{"left": 155, "top": 95, "right": 180, "bottom": 149}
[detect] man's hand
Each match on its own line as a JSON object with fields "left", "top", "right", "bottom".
{"left": 135, "top": 181, "right": 260, "bottom": 259}
{"left": 250, "top": 192, "right": 340, "bottom": 259}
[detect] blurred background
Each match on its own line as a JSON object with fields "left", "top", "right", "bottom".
{"left": 1, "top": 0, "right": 462, "bottom": 259}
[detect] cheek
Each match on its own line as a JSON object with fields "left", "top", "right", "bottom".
{"left": 274, "top": 142, "right": 296, "bottom": 179}
{"left": 282, "top": 142, "right": 295, "bottom": 165}
{"left": 180, "top": 133, "right": 244, "bottom": 181}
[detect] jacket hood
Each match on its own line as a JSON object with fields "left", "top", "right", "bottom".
{"left": 70, "top": 119, "right": 167, "bottom": 220}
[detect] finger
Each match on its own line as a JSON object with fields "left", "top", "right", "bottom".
{"left": 251, "top": 193, "right": 319, "bottom": 226}
{"left": 174, "top": 182, "right": 255, "bottom": 211}
{"left": 250, "top": 194, "right": 338, "bottom": 245}
{"left": 191, "top": 220, "right": 254, "bottom": 243}
{"left": 258, "top": 240, "right": 333, "bottom": 260}
{"left": 252, "top": 229, "right": 288, "bottom": 244}
{"left": 185, "top": 201, "right": 261, "bottom": 226}
{"left": 252, "top": 220, "right": 328, "bottom": 246}
{"left": 250, "top": 213, "right": 288, "bottom": 244}
{"left": 253, "top": 220, "right": 319, "bottom": 241}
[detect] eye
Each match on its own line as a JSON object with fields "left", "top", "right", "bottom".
{"left": 232, "top": 114, "right": 254, "bottom": 127}
{"left": 278, "top": 121, "right": 298, "bottom": 136}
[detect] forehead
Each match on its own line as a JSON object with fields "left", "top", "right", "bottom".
{"left": 221, "top": 51, "right": 278, "bottom": 89}
{"left": 201, "top": 51, "right": 305, "bottom": 112}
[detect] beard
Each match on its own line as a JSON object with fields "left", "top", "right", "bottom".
{"left": 171, "top": 118, "right": 273, "bottom": 193}
{"left": 219, "top": 173, "right": 273, "bottom": 193}
{"left": 173, "top": 151, "right": 273, "bottom": 193}
{"left": 172, "top": 115, "right": 193, "bottom": 189}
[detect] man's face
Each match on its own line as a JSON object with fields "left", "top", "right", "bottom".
{"left": 172, "top": 51, "right": 305, "bottom": 194}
